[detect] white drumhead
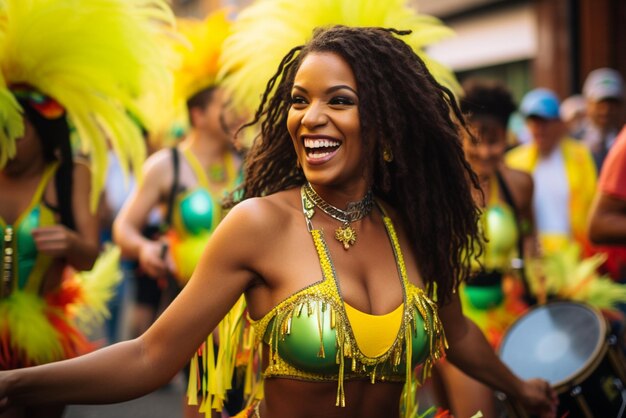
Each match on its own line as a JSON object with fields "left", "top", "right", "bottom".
{"left": 499, "top": 301, "right": 605, "bottom": 386}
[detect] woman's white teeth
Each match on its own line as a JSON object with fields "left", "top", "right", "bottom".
{"left": 311, "top": 150, "right": 332, "bottom": 157}
{"left": 304, "top": 138, "right": 340, "bottom": 148}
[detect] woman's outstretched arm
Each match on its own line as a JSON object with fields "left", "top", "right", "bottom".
{"left": 0, "top": 199, "right": 266, "bottom": 408}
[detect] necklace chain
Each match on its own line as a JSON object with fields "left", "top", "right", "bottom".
{"left": 302, "top": 183, "right": 374, "bottom": 250}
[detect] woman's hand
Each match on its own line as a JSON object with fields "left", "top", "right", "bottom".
{"left": 138, "top": 240, "right": 172, "bottom": 278}
{"left": 32, "top": 225, "right": 77, "bottom": 258}
{"left": 32, "top": 223, "right": 99, "bottom": 271}
{"left": 518, "top": 378, "right": 558, "bottom": 418}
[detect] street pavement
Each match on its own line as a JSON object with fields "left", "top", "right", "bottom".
{"left": 63, "top": 278, "right": 187, "bottom": 418}
{"left": 64, "top": 376, "right": 185, "bottom": 418}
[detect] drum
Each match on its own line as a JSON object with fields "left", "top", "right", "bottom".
{"left": 498, "top": 301, "right": 626, "bottom": 418}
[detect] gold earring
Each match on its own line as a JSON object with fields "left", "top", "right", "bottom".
{"left": 383, "top": 147, "right": 393, "bottom": 163}
{"left": 296, "top": 159, "right": 301, "bottom": 169}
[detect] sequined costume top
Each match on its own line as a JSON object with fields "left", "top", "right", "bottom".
{"left": 167, "top": 148, "right": 241, "bottom": 284}
{"left": 1, "top": 163, "right": 58, "bottom": 296}
{"left": 248, "top": 187, "right": 446, "bottom": 415}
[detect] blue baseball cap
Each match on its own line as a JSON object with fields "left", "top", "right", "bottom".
{"left": 520, "top": 88, "right": 561, "bottom": 120}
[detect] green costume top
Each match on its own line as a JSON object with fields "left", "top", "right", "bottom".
{"left": 168, "top": 148, "right": 241, "bottom": 284}
{"left": 1, "top": 163, "right": 57, "bottom": 296}
{"left": 479, "top": 175, "right": 519, "bottom": 272}
{"left": 465, "top": 175, "right": 519, "bottom": 310}
{"left": 248, "top": 187, "right": 446, "bottom": 416}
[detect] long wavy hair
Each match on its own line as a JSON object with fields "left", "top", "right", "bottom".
{"left": 228, "top": 25, "right": 482, "bottom": 304}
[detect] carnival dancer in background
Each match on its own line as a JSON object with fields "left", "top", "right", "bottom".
{"left": 113, "top": 10, "right": 245, "bottom": 417}
{"left": 0, "top": 0, "right": 173, "bottom": 417}
{"left": 433, "top": 79, "right": 538, "bottom": 418}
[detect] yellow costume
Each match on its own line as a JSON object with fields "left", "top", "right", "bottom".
{"left": 506, "top": 137, "right": 596, "bottom": 254}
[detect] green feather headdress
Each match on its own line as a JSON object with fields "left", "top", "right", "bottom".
{"left": 0, "top": 0, "right": 174, "bottom": 210}
{"left": 219, "top": 0, "right": 459, "bottom": 116}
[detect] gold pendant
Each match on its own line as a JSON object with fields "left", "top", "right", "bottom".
{"left": 335, "top": 224, "right": 356, "bottom": 250}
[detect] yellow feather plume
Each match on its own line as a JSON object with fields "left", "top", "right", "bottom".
{"left": 0, "top": 73, "right": 22, "bottom": 167}
{"left": 70, "top": 245, "right": 123, "bottom": 332}
{"left": 219, "top": 0, "right": 458, "bottom": 115}
{"left": 176, "top": 10, "right": 232, "bottom": 104}
{"left": 0, "top": 291, "right": 65, "bottom": 365}
{"left": 0, "top": 0, "right": 175, "bottom": 210}
{"left": 148, "top": 10, "right": 232, "bottom": 148}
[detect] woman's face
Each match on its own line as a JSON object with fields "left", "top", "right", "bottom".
{"left": 3, "top": 117, "right": 44, "bottom": 175}
{"left": 194, "top": 88, "right": 244, "bottom": 148}
{"left": 463, "top": 115, "right": 507, "bottom": 179}
{"left": 287, "top": 52, "right": 363, "bottom": 189}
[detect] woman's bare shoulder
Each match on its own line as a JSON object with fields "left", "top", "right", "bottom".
{"left": 503, "top": 166, "right": 533, "bottom": 187}
{"left": 141, "top": 148, "right": 176, "bottom": 174}
{"left": 502, "top": 166, "right": 533, "bottom": 205}
{"left": 222, "top": 188, "right": 302, "bottom": 234}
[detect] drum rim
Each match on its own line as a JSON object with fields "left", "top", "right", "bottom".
{"left": 498, "top": 300, "right": 607, "bottom": 390}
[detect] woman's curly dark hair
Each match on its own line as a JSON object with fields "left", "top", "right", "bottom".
{"left": 228, "top": 25, "right": 482, "bottom": 305}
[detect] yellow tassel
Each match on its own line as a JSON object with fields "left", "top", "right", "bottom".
{"left": 187, "top": 352, "right": 199, "bottom": 406}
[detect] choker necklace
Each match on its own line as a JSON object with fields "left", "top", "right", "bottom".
{"left": 302, "top": 183, "right": 374, "bottom": 250}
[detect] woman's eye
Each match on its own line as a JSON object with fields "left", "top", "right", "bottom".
{"left": 330, "top": 96, "right": 355, "bottom": 106}
{"left": 290, "top": 96, "right": 307, "bottom": 105}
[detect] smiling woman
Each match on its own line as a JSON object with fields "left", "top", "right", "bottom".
{"left": 0, "top": 25, "right": 557, "bottom": 418}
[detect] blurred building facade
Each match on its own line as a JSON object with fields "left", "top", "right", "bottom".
{"left": 421, "top": 0, "right": 626, "bottom": 103}
{"left": 171, "top": 0, "right": 626, "bottom": 102}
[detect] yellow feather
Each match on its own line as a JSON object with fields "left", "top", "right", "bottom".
{"left": 148, "top": 10, "right": 232, "bottom": 148}
{"left": 0, "top": 0, "right": 175, "bottom": 210}
{"left": 0, "top": 291, "right": 65, "bottom": 365}
{"left": 71, "top": 245, "right": 123, "bottom": 331}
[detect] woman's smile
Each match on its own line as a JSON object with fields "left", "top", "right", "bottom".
{"left": 302, "top": 134, "right": 343, "bottom": 164}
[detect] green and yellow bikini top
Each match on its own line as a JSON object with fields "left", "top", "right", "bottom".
{"left": 167, "top": 148, "right": 242, "bottom": 284}
{"left": 1, "top": 163, "right": 58, "bottom": 297}
{"left": 171, "top": 148, "right": 241, "bottom": 237}
{"left": 249, "top": 186, "right": 447, "bottom": 414}
{"left": 477, "top": 175, "right": 519, "bottom": 272}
